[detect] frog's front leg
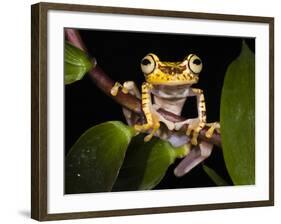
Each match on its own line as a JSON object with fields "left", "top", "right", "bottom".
{"left": 188, "top": 88, "right": 207, "bottom": 145}
{"left": 122, "top": 81, "right": 142, "bottom": 125}
{"left": 134, "top": 82, "right": 160, "bottom": 142}
{"left": 175, "top": 88, "right": 206, "bottom": 145}
{"left": 111, "top": 81, "right": 142, "bottom": 126}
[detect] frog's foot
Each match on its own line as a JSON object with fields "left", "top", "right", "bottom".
{"left": 185, "top": 119, "right": 205, "bottom": 146}
{"left": 205, "top": 122, "right": 220, "bottom": 138}
{"left": 134, "top": 112, "right": 160, "bottom": 142}
{"left": 174, "top": 119, "right": 204, "bottom": 145}
{"left": 143, "top": 122, "right": 160, "bottom": 142}
{"left": 174, "top": 141, "right": 213, "bottom": 177}
{"left": 134, "top": 121, "right": 160, "bottom": 142}
{"left": 123, "top": 81, "right": 141, "bottom": 99}
{"left": 110, "top": 82, "right": 129, "bottom": 96}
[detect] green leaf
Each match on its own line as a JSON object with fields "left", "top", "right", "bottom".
{"left": 64, "top": 42, "right": 93, "bottom": 85}
{"left": 65, "top": 121, "right": 134, "bottom": 194}
{"left": 113, "top": 135, "right": 188, "bottom": 191}
{"left": 203, "top": 165, "right": 229, "bottom": 186}
{"left": 220, "top": 41, "right": 255, "bottom": 185}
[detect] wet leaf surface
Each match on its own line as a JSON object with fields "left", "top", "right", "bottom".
{"left": 65, "top": 121, "right": 134, "bottom": 194}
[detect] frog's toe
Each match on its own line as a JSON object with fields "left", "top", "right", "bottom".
{"left": 134, "top": 124, "right": 147, "bottom": 132}
{"left": 121, "top": 86, "right": 129, "bottom": 94}
{"left": 110, "top": 82, "right": 130, "bottom": 96}
{"left": 190, "top": 129, "right": 200, "bottom": 145}
{"left": 205, "top": 122, "right": 220, "bottom": 138}
{"left": 110, "top": 82, "right": 122, "bottom": 96}
{"left": 186, "top": 125, "right": 193, "bottom": 136}
{"left": 144, "top": 134, "right": 153, "bottom": 142}
{"left": 186, "top": 122, "right": 205, "bottom": 146}
{"left": 205, "top": 130, "right": 213, "bottom": 138}
{"left": 134, "top": 122, "right": 154, "bottom": 133}
{"left": 110, "top": 87, "right": 118, "bottom": 96}
{"left": 191, "top": 135, "right": 198, "bottom": 145}
{"left": 185, "top": 127, "right": 198, "bottom": 145}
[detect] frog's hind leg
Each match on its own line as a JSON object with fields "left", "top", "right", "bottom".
{"left": 174, "top": 141, "right": 213, "bottom": 177}
{"left": 205, "top": 122, "right": 220, "bottom": 138}
{"left": 134, "top": 82, "right": 160, "bottom": 142}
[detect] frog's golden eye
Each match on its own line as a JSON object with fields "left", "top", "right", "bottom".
{"left": 140, "top": 55, "right": 156, "bottom": 75}
{"left": 187, "top": 54, "right": 203, "bottom": 74}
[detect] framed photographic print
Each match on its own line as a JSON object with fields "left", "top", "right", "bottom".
{"left": 31, "top": 2, "right": 274, "bottom": 221}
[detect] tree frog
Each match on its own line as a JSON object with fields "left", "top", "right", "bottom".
{"left": 111, "top": 53, "right": 220, "bottom": 176}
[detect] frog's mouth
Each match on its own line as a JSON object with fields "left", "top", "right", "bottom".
{"left": 158, "top": 65, "right": 186, "bottom": 75}
{"left": 148, "top": 79, "right": 198, "bottom": 86}
{"left": 154, "top": 84, "right": 192, "bottom": 90}
{"left": 147, "top": 74, "right": 199, "bottom": 85}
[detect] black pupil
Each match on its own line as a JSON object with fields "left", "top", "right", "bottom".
{"left": 193, "top": 58, "right": 201, "bottom": 65}
{"left": 141, "top": 58, "right": 151, "bottom": 65}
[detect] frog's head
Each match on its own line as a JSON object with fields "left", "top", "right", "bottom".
{"left": 140, "top": 53, "right": 202, "bottom": 85}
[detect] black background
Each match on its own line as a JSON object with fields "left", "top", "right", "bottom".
{"left": 65, "top": 29, "right": 254, "bottom": 189}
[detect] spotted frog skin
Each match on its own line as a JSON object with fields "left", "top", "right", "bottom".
{"left": 111, "top": 53, "right": 220, "bottom": 176}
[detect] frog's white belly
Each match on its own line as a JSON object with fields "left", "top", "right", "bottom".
{"left": 151, "top": 85, "right": 191, "bottom": 115}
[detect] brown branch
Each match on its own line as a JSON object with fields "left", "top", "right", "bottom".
{"left": 65, "top": 28, "right": 221, "bottom": 148}
{"left": 65, "top": 28, "right": 87, "bottom": 51}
